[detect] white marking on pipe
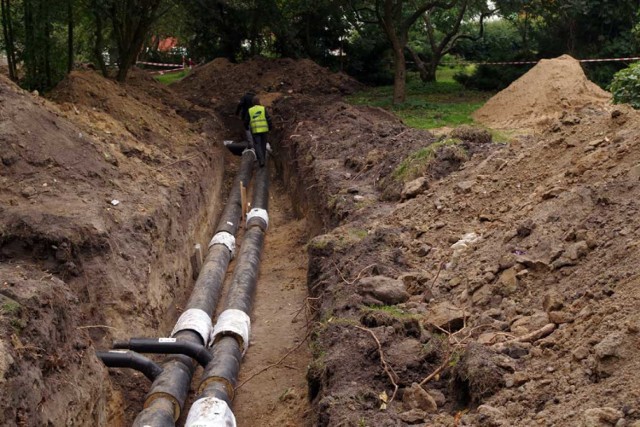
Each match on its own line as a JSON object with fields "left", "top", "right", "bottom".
{"left": 211, "top": 309, "right": 251, "bottom": 356}
{"left": 185, "top": 397, "right": 236, "bottom": 427}
{"left": 171, "top": 309, "right": 213, "bottom": 346}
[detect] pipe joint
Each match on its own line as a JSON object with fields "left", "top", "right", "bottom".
{"left": 185, "top": 396, "right": 236, "bottom": 427}
{"left": 211, "top": 309, "right": 251, "bottom": 356}
{"left": 246, "top": 208, "right": 269, "bottom": 231}
{"left": 171, "top": 308, "right": 213, "bottom": 346}
{"left": 113, "top": 338, "right": 213, "bottom": 367}
{"left": 208, "top": 231, "right": 236, "bottom": 258}
{"left": 242, "top": 148, "right": 256, "bottom": 159}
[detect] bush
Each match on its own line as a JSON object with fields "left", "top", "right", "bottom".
{"left": 610, "top": 62, "right": 640, "bottom": 109}
{"left": 454, "top": 64, "right": 532, "bottom": 91}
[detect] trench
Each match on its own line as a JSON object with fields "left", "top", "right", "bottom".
{"left": 97, "top": 113, "right": 317, "bottom": 425}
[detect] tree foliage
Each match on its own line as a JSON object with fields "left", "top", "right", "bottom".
{"left": 610, "top": 62, "right": 640, "bottom": 109}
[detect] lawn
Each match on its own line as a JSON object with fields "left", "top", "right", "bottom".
{"left": 348, "top": 66, "right": 494, "bottom": 130}
{"left": 154, "top": 69, "right": 190, "bottom": 85}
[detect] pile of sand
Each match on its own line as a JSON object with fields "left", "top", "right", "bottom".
{"left": 473, "top": 55, "right": 612, "bottom": 129}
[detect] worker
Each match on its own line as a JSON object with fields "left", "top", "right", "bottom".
{"left": 245, "top": 96, "right": 273, "bottom": 167}
{"left": 236, "top": 90, "right": 256, "bottom": 146}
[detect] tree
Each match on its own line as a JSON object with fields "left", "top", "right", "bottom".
{"left": 108, "top": 0, "right": 163, "bottom": 81}
{"left": 0, "top": 0, "right": 18, "bottom": 80}
{"left": 409, "top": 0, "right": 494, "bottom": 82}
{"left": 350, "top": 0, "right": 462, "bottom": 104}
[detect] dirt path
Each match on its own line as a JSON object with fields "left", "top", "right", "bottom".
{"left": 232, "top": 178, "right": 311, "bottom": 427}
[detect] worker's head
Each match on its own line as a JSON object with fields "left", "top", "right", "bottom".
{"left": 252, "top": 96, "right": 261, "bottom": 106}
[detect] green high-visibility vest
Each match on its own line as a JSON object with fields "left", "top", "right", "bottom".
{"left": 248, "top": 105, "right": 269, "bottom": 134}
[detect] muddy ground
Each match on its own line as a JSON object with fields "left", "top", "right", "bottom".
{"left": 1, "top": 55, "right": 638, "bottom": 427}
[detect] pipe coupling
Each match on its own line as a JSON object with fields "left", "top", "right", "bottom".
{"left": 171, "top": 308, "right": 213, "bottom": 346}
{"left": 242, "top": 148, "right": 256, "bottom": 159}
{"left": 246, "top": 208, "right": 269, "bottom": 231}
{"left": 208, "top": 231, "right": 236, "bottom": 258}
{"left": 185, "top": 396, "right": 236, "bottom": 427}
{"left": 211, "top": 309, "right": 251, "bottom": 356}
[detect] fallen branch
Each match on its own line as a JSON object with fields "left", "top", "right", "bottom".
{"left": 235, "top": 330, "right": 311, "bottom": 391}
{"left": 355, "top": 326, "right": 399, "bottom": 402}
{"left": 333, "top": 261, "right": 377, "bottom": 286}
{"left": 418, "top": 357, "right": 449, "bottom": 387}
{"left": 491, "top": 323, "right": 556, "bottom": 352}
{"left": 77, "top": 324, "right": 118, "bottom": 330}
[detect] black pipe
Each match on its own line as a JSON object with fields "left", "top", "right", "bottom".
{"left": 134, "top": 398, "right": 175, "bottom": 427}
{"left": 186, "top": 162, "right": 270, "bottom": 422}
{"left": 113, "top": 338, "right": 213, "bottom": 367}
{"left": 131, "top": 150, "right": 256, "bottom": 426}
{"left": 216, "top": 150, "right": 255, "bottom": 236}
{"left": 96, "top": 350, "right": 163, "bottom": 382}
{"left": 225, "top": 142, "right": 251, "bottom": 156}
{"left": 197, "top": 336, "right": 243, "bottom": 406}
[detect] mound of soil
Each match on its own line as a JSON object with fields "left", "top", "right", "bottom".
{"left": 474, "top": 55, "right": 612, "bottom": 129}
{"left": 0, "top": 70, "right": 224, "bottom": 424}
{"left": 174, "top": 57, "right": 362, "bottom": 112}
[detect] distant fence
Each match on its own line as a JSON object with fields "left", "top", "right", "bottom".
{"left": 136, "top": 60, "right": 186, "bottom": 74}
{"left": 440, "top": 57, "right": 640, "bottom": 66}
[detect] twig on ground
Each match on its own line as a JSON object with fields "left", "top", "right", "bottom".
{"left": 355, "top": 326, "right": 399, "bottom": 402}
{"left": 235, "top": 330, "right": 311, "bottom": 391}
{"left": 429, "top": 261, "right": 445, "bottom": 292}
{"left": 77, "top": 324, "right": 118, "bottom": 330}
{"left": 491, "top": 323, "right": 556, "bottom": 352}
{"left": 333, "top": 261, "right": 377, "bottom": 286}
{"left": 418, "top": 357, "right": 449, "bottom": 387}
{"left": 166, "top": 154, "right": 200, "bottom": 167}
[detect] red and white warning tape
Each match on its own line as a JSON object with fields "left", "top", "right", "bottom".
{"left": 137, "top": 61, "right": 185, "bottom": 68}
{"left": 443, "top": 57, "right": 640, "bottom": 66}
{"left": 149, "top": 67, "right": 186, "bottom": 75}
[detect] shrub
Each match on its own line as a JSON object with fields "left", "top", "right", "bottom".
{"left": 610, "top": 62, "right": 640, "bottom": 109}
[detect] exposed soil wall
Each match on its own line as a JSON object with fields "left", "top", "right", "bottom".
{"left": 0, "top": 71, "right": 226, "bottom": 425}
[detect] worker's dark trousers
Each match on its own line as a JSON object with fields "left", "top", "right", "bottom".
{"left": 252, "top": 132, "right": 268, "bottom": 167}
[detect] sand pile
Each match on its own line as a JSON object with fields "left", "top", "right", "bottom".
{"left": 473, "top": 55, "right": 611, "bottom": 129}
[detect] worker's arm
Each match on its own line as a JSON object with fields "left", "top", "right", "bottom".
{"left": 265, "top": 110, "right": 274, "bottom": 130}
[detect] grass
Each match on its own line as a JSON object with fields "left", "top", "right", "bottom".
{"left": 153, "top": 69, "right": 189, "bottom": 85}
{"left": 348, "top": 66, "right": 494, "bottom": 130}
{"left": 392, "top": 137, "right": 465, "bottom": 182}
{"left": 365, "top": 304, "right": 414, "bottom": 319}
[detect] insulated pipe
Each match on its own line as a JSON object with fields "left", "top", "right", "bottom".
{"left": 131, "top": 150, "right": 256, "bottom": 427}
{"left": 224, "top": 142, "right": 250, "bottom": 156}
{"left": 185, "top": 163, "right": 270, "bottom": 426}
{"left": 113, "top": 338, "right": 213, "bottom": 367}
{"left": 96, "top": 350, "right": 163, "bottom": 382}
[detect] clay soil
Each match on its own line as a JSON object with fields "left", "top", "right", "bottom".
{"left": 1, "top": 54, "right": 639, "bottom": 427}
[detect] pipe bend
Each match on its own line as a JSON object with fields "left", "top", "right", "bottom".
{"left": 96, "top": 350, "right": 163, "bottom": 381}
{"left": 113, "top": 338, "right": 213, "bottom": 367}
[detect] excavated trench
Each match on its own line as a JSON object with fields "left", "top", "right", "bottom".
{"left": 99, "top": 117, "right": 318, "bottom": 426}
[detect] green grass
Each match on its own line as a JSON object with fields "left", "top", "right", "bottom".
{"left": 154, "top": 69, "right": 189, "bottom": 85}
{"left": 348, "top": 66, "right": 494, "bottom": 130}
{"left": 392, "top": 137, "right": 465, "bottom": 182}
{"left": 364, "top": 305, "right": 415, "bottom": 319}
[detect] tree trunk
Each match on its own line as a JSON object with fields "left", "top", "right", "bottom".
{"left": 1, "top": 0, "right": 17, "bottom": 80}
{"left": 67, "top": 0, "right": 73, "bottom": 73}
{"left": 23, "top": 0, "right": 36, "bottom": 87}
{"left": 407, "top": 46, "right": 437, "bottom": 82}
{"left": 391, "top": 41, "right": 406, "bottom": 104}
{"left": 93, "top": 13, "right": 107, "bottom": 77}
{"left": 42, "top": 1, "right": 52, "bottom": 88}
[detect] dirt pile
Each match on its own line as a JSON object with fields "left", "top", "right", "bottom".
{"left": 474, "top": 55, "right": 612, "bottom": 129}
{"left": 0, "top": 70, "right": 224, "bottom": 424}
{"left": 174, "top": 56, "right": 362, "bottom": 112}
{"left": 234, "top": 60, "right": 639, "bottom": 425}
